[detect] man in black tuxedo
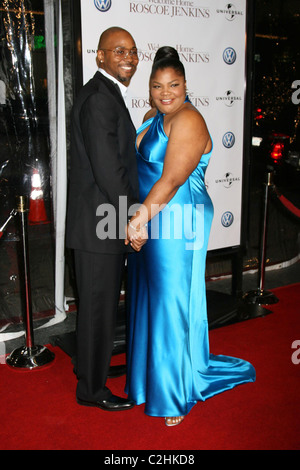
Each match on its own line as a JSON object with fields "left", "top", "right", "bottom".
{"left": 66, "top": 27, "right": 146, "bottom": 411}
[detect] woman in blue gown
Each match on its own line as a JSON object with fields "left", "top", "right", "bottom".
{"left": 125, "top": 48, "right": 255, "bottom": 426}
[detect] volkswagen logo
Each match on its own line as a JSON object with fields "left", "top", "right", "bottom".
{"left": 221, "top": 211, "right": 234, "bottom": 227}
{"left": 223, "top": 47, "right": 236, "bottom": 64}
{"left": 222, "top": 132, "right": 235, "bottom": 148}
{"left": 94, "top": 0, "right": 112, "bottom": 12}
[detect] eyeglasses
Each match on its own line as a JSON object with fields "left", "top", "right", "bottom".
{"left": 101, "top": 47, "right": 139, "bottom": 59}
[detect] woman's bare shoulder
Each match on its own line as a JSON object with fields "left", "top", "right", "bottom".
{"left": 172, "top": 103, "right": 208, "bottom": 132}
{"left": 143, "top": 107, "right": 157, "bottom": 123}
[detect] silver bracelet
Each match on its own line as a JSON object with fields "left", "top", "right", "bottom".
{"left": 129, "top": 222, "right": 139, "bottom": 231}
{"left": 129, "top": 222, "right": 148, "bottom": 231}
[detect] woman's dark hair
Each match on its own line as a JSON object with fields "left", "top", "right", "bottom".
{"left": 151, "top": 46, "right": 185, "bottom": 80}
{"left": 153, "top": 46, "right": 180, "bottom": 63}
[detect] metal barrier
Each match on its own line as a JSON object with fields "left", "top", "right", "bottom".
{"left": 243, "top": 170, "right": 279, "bottom": 308}
{"left": 1, "top": 196, "right": 55, "bottom": 369}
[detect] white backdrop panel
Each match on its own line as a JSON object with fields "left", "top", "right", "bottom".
{"left": 80, "top": 0, "right": 247, "bottom": 251}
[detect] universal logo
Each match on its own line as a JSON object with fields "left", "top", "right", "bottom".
{"left": 94, "top": 0, "right": 112, "bottom": 12}
{"left": 215, "top": 172, "right": 240, "bottom": 188}
{"left": 222, "top": 131, "right": 235, "bottom": 148}
{"left": 216, "top": 3, "right": 243, "bottom": 21}
{"left": 216, "top": 90, "right": 242, "bottom": 107}
{"left": 223, "top": 47, "right": 236, "bottom": 65}
{"left": 221, "top": 211, "right": 234, "bottom": 227}
{"left": 129, "top": 1, "right": 210, "bottom": 19}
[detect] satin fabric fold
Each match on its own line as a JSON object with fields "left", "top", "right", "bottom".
{"left": 125, "top": 102, "right": 255, "bottom": 417}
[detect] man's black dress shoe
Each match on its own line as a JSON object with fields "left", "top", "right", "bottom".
{"left": 76, "top": 395, "right": 135, "bottom": 411}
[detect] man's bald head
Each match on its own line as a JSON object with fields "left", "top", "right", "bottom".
{"left": 97, "top": 27, "right": 131, "bottom": 50}
{"left": 96, "top": 27, "right": 138, "bottom": 86}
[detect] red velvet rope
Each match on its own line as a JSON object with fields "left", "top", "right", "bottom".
{"left": 273, "top": 185, "right": 300, "bottom": 218}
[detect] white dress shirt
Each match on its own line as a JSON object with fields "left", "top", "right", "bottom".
{"left": 99, "top": 68, "right": 128, "bottom": 106}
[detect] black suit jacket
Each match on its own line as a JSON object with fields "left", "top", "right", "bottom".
{"left": 66, "top": 71, "right": 139, "bottom": 254}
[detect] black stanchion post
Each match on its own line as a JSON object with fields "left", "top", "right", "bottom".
{"left": 243, "top": 170, "right": 279, "bottom": 310}
{"left": 6, "top": 196, "right": 55, "bottom": 369}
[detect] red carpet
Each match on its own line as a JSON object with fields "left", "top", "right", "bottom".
{"left": 0, "top": 283, "right": 299, "bottom": 450}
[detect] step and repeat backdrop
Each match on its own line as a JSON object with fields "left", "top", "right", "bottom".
{"left": 79, "top": 0, "right": 248, "bottom": 251}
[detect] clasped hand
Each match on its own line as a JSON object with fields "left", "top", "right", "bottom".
{"left": 125, "top": 223, "right": 148, "bottom": 251}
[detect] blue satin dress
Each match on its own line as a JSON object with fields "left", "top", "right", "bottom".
{"left": 125, "top": 104, "right": 255, "bottom": 417}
